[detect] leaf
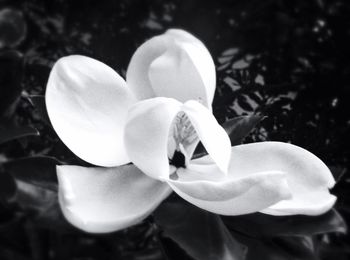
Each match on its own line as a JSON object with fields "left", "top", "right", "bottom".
{"left": 32, "top": 198, "right": 74, "bottom": 232}
{"left": 192, "top": 142, "right": 207, "bottom": 159}
{"left": 0, "top": 8, "right": 27, "bottom": 49}
{"left": 14, "top": 180, "right": 73, "bottom": 232}
{"left": 15, "top": 179, "right": 56, "bottom": 212}
{"left": 237, "top": 96, "right": 254, "bottom": 112}
{"left": 0, "top": 171, "right": 16, "bottom": 201}
{"left": 0, "top": 124, "right": 39, "bottom": 144}
{"left": 0, "top": 214, "right": 31, "bottom": 258}
{"left": 231, "top": 232, "right": 318, "bottom": 260}
{"left": 28, "top": 95, "right": 51, "bottom": 126}
{"left": 0, "top": 245, "right": 31, "bottom": 260}
{"left": 154, "top": 198, "right": 246, "bottom": 260}
{"left": 222, "top": 115, "right": 265, "bottom": 146}
{"left": 0, "top": 50, "right": 24, "bottom": 119}
{"left": 158, "top": 237, "right": 194, "bottom": 260}
{"left": 223, "top": 209, "right": 346, "bottom": 238}
{"left": 4, "top": 156, "right": 61, "bottom": 192}
{"left": 329, "top": 166, "right": 347, "bottom": 182}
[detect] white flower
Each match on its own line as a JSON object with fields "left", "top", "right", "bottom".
{"left": 45, "top": 29, "right": 336, "bottom": 233}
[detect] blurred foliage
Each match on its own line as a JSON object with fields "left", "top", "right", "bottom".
{"left": 0, "top": 50, "right": 24, "bottom": 119}
{"left": 0, "top": 0, "right": 349, "bottom": 259}
{"left": 154, "top": 197, "right": 247, "bottom": 260}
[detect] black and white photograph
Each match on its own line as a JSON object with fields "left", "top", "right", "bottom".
{"left": 0, "top": 0, "right": 349, "bottom": 259}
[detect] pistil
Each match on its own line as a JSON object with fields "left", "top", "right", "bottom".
{"left": 168, "top": 112, "right": 198, "bottom": 169}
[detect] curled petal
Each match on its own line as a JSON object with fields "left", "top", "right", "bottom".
{"left": 182, "top": 100, "right": 231, "bottom": 173}
{"left": 127, "top": 29, "right": 216, "bottom": 107}
{"left": 260, "top": 189, "right": 337, "bottom": 216}
{"left": 229, "top": 142, "right": 336, "bottom": 216}
{"left": 126, "top": 35, "right": 169, "bottom": 100}
{"left": 46, "top": 55, "right": 136, "bottom": 167}
{"left": 57, "top": 165, "right": 172, "bottom": 233}
{"left": 124, "top": 97, "right": 182, "bottom": 180}
{"left": 167, "top": 156, "right": 291, "bottom": 215}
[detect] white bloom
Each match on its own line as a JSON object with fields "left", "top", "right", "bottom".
{"left": 45, "top": 29, "right": 336, "bottom": 233}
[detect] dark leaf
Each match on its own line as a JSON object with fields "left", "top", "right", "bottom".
{"left": 222, "top": 115, "right": 265, "bottom": 146}
{"left": 237, "top": 96, "right": 254, "bottom": 112}
{"left": 191, "top": 142, "right": 207, "bottom": 159}
{"left": 0, "top": 124, "right": 39, "bottom": 144}
{"left": 223, "top": 209, "right": 346, "bottom": 238}
{"left": 15, "top": 179, "right": 56, "bottom": 212}
{"left": 0, "top": 50, "right": 24, "bottom": 119}
{"left": 4, "top": 156, "right": 61, "bottom": 192}
{"left": 247, "top": 92, "right": 262, "bottom": 104}
{"left": 14, "top": 180, "right": 73, "bottom": 232}
{"left": 32, "top": 202, "right": 74, "bottom": 233}
{"left": 0, "top": 8, "right": 27, "bottom": 49}
{"left": 154, "top": 199, "right": 246, "bottom": 260}
{"left": 329, "top": 166, "right": 347, "bottom": 182}
{"left": 28, "top": 95, "right": 51, "bottom": 126}
{"left": 0, "top": 171, "right": 16, "bottom": 201}
{"left": 0, "top": 213, "right": 31, "bottom": 256}
{"left": 158, "top": 237, "right": 194, "bottom": 260}
{"left": 0, "top": 247, "right": 30, "bottom": 260}
{"left": 232, "top": 232, "right": 317, "bottom": 260}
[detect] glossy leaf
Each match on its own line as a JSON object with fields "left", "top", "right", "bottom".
{"left": 223, "top": 209, "right": 346, "bottom": 238}
{"left": 0, "top": 50, "right": 24, "bottom": 119}
{"left": 222, "top": 115, "right": 265, "bottom": 146}
{"left": 4, "top": 156, "right": 61, "bottom": 191}
{"left": 0, "top": 124, "right": 39, "bottom": 144}
{"left": 154, "top": 198, "right": 246, "bottom": 260}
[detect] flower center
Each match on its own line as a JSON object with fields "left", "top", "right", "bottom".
{"left": 168, "top": 112, "right": 198, "bottom": 169}
{"left": 169, "top": 150, "right": 186, "bottom": 168}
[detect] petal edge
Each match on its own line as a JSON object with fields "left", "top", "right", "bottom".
{"left": 58, "top": 164, "right": 171, "bottom": 233}
{"left": 46, "top": 55, "right": 136, "bottom": 167}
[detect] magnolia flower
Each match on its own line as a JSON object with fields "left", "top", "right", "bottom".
{"left": 45, "top": 29, "right": 336, "bottom": 233}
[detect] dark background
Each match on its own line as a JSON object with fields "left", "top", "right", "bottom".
{"left": 0, "top": 0, "right": 349, "bottom": 259}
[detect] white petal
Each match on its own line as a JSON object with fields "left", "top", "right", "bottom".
{"left": 46, "top": 55, "right": 136, "bottom": 167}
{"left": 260, "top": 189, "right": 336, "bottom": 216}
{"left": 57, "top": 165, "right": 172, "bottom": 233}
{"left": 127, "top": 29, "right": 216, "bottom": 107}
{"left": 182, "top": 100, "right": 231, "bottom": 173}
{"left": 167, "top": 157, "right": 291, "bottom": 215}
{"left": 229, "top": 142, "right": 336, "bottom": 216}
{"left": 126, "top": 35, "right": 169, "bottom": 100}
{"left": 124, "top": 97, "right": 182, "bottom": 180}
